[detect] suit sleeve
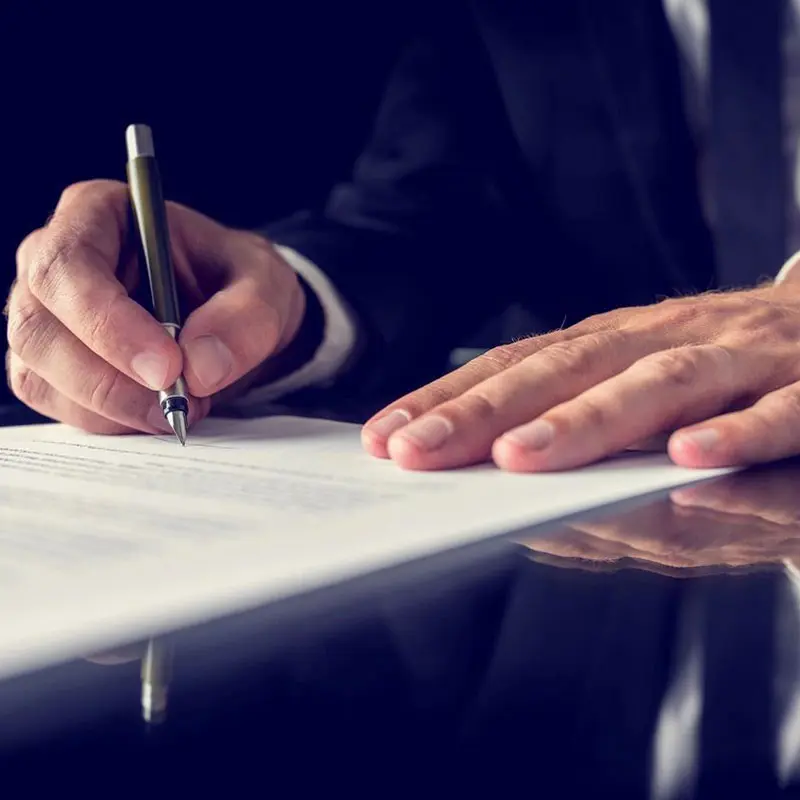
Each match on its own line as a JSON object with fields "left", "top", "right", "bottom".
{"left": 261, "top": 4, "right": 517, "bottom": 411}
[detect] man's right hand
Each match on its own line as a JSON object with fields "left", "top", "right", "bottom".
{"left": 6, "top": 180, "right": 306, "bottom": 434}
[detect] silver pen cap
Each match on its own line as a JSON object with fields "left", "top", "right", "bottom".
{"left": 125, "top": 124, "right": 155, "bottom": 159}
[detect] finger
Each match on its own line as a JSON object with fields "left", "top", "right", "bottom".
{"left": 363, "top": 308, "right": 631, "bottom": 458}
{"left": 6, "top": 286, "right": 183, "bottom": 433}
{"left": 669, "top": 471, "right": 800, "bottom": 525}
{"left": 20, "top": 181, "right": 182, "bottom": 392}
{"left": 19, "top": 225, "right": 142, "bottom": 298}
{"left": 361, "top": 328, "right": 601, "bottom": 458}
{"left": 668, "top": 380, "right": 800, "bottom": 468}
{"left": 564, "top": 504, "right": 721, "bottom": 567}
{"left": 179, "top": 248, "right": 301, "bottom": 397}
{"left": 6, "top": 351, "right": 136, "bottom": 435}
{"left": 494, "top": 344, "right": 765, "bottom": 472}
{"left": 524, "top": 526, "right": 646, "bottom": 564}
{"left": 384, "top": 330, "right": 652, "bottom": 470}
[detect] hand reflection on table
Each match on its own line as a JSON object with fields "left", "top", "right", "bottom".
{"left": 61, "top": 461, "right": 800, "bottom": 793}
{"left": 521, "top": 460, "right": 800, "bottom": 576}
{"left": 88, "top": 461, "right": 800, "bottom": 669}
{"left": 86, "top": 637, "right": 172, "bottom": 725}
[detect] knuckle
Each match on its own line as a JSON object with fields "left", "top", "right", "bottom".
{"left": 26, "top": 234, "right": 75, "bottom": 300}
{"left": 703, "top": 344, "right": 736, "bottom": 378}
{"left": 538, "top": 340, "right": 587, "bottom": 372}
{"left": 87, "top": 368, "right": 126, "bottom": 417}
{"left": 404, "top": 381, "right": 458, "bottom": 413}
{"left": 80, "top": 293, "right": 122, "bottom": 353}
{"left": 450, "top": 391, "right": 500, "bottom": 422}
{"left": 58, "top": 181, "right": 88, "bottom": 205}
{"left": 747, "top": 302, "right": 786, "bottom": 329}
{"left": 726, "top": 301, "right": 789, "bottom": 344}
{"left": 768, "top": 318, "right": 800, "bottom": 346}
{"left": 586, "top": 328, "right": 629, "bottom": 353}
{"left": 638, "top": 349, "right": 700, "bottom": 388}
{"left": 28, "top": 208, "right": 118, "bottom": 303}
{"left": 765, "top": 389, "right": 800, "bottom": 421}
{"left": 564, "top": 394, "right": 612, "bottom": 430}
{"left": 576, "top": 397, "right": 610, "bottom": 430}
{"left": 475, "top": 344, "right": 526, "bottom": 373}
{"left": 15, "top": 230, "right": 42, "bottom": 271}
{"left": 9, "top": 361, "right": 47, "bottom": 408}
{"left": 58, "top": 179, "right": 117, "bottom": 205}
{"left": 6, "top": 298, "right": 51, "bottom": 363}
{"left": 538, "top": 331, "right": 622, "bottom": 376}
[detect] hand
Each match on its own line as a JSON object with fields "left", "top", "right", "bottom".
{"left": 521, "top": 463, "right": 800, "bottom": 574}
{"left": 362, "top": 284, "right": 800, "bottom": 471}
{"left": 7, "top": 180, "right": 305, "bottom": 434}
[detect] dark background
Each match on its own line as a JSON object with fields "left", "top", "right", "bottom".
{"left": 1, "top": 3, "right": 526, "bottom": 411}
{"left": 0, "top": 2, "right": 426, "bottom": 406}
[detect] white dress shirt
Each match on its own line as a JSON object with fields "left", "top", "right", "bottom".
{"left": 233, "top": 0, "right": 800, "bottom": 409}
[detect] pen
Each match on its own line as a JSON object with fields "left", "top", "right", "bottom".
{"left": 141, "top": 637, "right": 174, "bottom": 725}
{"left": 125, "top": 124, "right": 189, "bottom": 446}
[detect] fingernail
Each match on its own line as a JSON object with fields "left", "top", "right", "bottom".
{"left": 367, "top": 409, "right": 412, "bottom": 439}
{"left": 503, "top": 419, "right": 556, "bottom": 452}
{"left": 131, "top": 352, "right": 170, "bottom": 390}
{"left": 674, "top": 428, "right": 719, "bottom": 454}
{"left": 397, "top": 415, "right": 454, "bottom": 451}
{"left": 183, "top": 335, "right": 233, "bottom": 391}
{"left": 146, "top": 403, "right": 173, "bottom": 433}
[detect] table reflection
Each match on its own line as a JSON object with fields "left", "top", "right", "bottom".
{"left": 7, "top": 461, "right": 800, "bottom": 797}
{"left": 522, "top": 459, "right": 800, "bottom": 575}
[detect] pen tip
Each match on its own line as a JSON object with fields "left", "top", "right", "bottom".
{"left": 166, "top": 410, "right": 187, "bottom": 446}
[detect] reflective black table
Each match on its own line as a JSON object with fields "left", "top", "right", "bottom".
{"left": 1, "top": 404, "right": 799, "bottom": 798}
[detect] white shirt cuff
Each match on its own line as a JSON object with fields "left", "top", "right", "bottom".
{"left": 776, "top": 251, "right": 800, "bottom": 285}
{"left": 230, "top": 240, "right": 800, "bottom": 410}
{"left": 228, "top": 244, "right": 359, "bottom": 408}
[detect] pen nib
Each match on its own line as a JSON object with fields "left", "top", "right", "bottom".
{"left": 166, "top": 410, "right": 187, "bottom": 446}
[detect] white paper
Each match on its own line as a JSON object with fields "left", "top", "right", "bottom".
{"left": 0, "top": 415, "right": 731, "bottom": 678}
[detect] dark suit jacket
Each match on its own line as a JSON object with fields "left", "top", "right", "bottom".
{"left": 264, "top": 0, "right": 716, "bottom": 410}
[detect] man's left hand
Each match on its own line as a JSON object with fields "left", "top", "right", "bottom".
{"left": 362, "top": 284, "right": 800, "bottom": 471}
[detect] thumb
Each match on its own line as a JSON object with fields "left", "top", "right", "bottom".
{"left": 179, "top": 263, "right": 304, "bottom": 397}
{"left": 179, "top": 275, "right": 294, "bottom": 397}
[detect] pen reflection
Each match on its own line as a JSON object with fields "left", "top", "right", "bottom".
{"left": 24, "top": 461, "right": 800, "bottom": 794}
{"left": 86, "top": 637, "right": 172, "bottom": 725}
{"left": 83, "top": 461, "right": 800, "bottom": 730}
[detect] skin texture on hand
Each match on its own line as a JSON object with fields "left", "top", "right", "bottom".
{"left": 6, "top": 180, "right": 305, "bottom": 434}
{"left": 362, "top": 282, "right": 800, "bottom": 472}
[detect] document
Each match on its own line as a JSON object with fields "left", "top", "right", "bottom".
{"left": 0, "top": 415, "right": 731, "bottom": 679}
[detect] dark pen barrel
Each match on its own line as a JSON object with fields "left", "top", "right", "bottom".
{"left": 127, "top": 155, "right": 181, "bottom": 327}
{"left": 125, "top": 123, "right": 189, "bottom": 446}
